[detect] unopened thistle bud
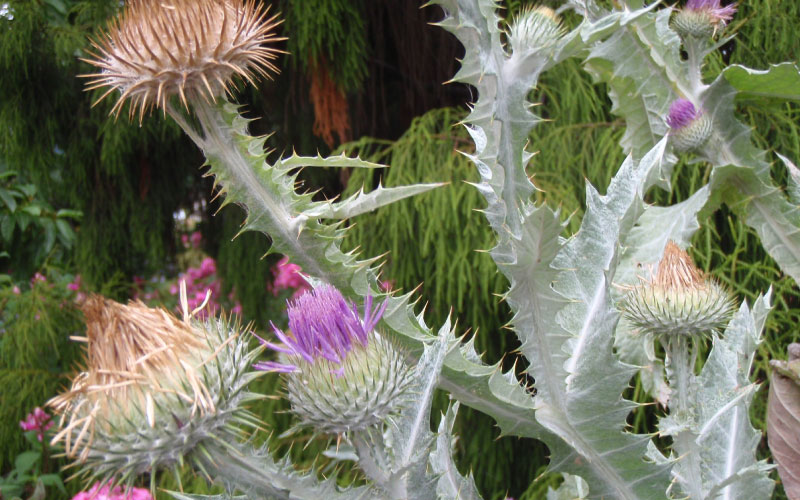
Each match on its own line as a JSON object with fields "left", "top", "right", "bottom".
{"left": 621, "top": 241, "right": 736, "bottom": 339}
{"left": 83, "top": 0, "right": 284, "bottom": 120}
{"left": 666, "top": 98, "right": 712, "bottom": 152}
{"left": 48, "top": 293, "right": 262, "bottom": 485}
{"left": 672, "top": 0, "right": 737, "bottom": 39}
{"left": 508, "top": 6, "right": 566, "bottom": 53}
{"left": 255, "top": 285, "right": 412, "bottom": 434}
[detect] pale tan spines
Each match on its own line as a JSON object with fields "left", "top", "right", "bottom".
{"left": 653, "top": 241, "right": 707, "bottom": 290}
{"left": 49, "top": 295, "right": 220, "bottom": 459}
{"left": 82, "top": 0, "right": 285, "bottom": 121}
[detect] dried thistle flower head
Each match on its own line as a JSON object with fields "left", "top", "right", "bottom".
{"left": 83, "top": 0, "right": 284, "bottom": 120}
{"left": 48, "top": 293, "right": 262, "bottom": 485}
{"left": 621, "top": 241, "right": 736, "bottom": 338}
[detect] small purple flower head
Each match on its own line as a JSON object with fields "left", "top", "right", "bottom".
{"left": 674, "top": 0, "right": 737, "bottom": 38}
{"left": 685, "top": 0, "right": 737, "bottom": 24}
{"left": 254, "top": 284, "right": 386, "bottom": 373}
{"left": 666, "top": 99, "right": 700, "bottom": 130}
{"left": 256, "top": 284, "right": 413, "bottom": 434}
{"left": 666, "top": 98, "right": 713, "bottom": 151}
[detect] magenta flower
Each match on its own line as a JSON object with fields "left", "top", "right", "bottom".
{"left": 666, "top": 99, "right": 700, "bottom": 129}
{"left": 685, "top": 0, "right": 737, "bottom": 24}
{"left": 190, "top": 231, "right": 202, "bottom": 248}
{"left": 19, "top": 407, "right": 54, "bottom": 441}
{"left": 67, "top": 274, "right": 82, "bottom": 292}
{"left": 71, "top": 482, "right": 152, "bottom": 500}
{"left": 254, "top": 285, "right": 386, "bottom": 373}
{"left": 271, "top": 257, "right": 309, "bottom": 296}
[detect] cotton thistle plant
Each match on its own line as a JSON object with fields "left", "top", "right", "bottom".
{"left": 255, "top": 285, "right": 414, "bottom": 435}
{"left": 82, "top": 0, "right": 284, "bottom": 120}
{"left": 48, "top": 284, "right": 263, "bottom": 488}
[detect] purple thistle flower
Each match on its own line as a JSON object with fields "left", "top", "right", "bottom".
{"left": 685, "top": 0, "right": 737, "bottom": 24}
{"left": 254, "top": 285, "right": 387, "bottom": 373}
{"left": 666, "top": 99, "right": 700, "bottom": 130}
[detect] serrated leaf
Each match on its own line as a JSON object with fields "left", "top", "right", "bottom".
{"left": 777, "top": 153, "right": 800, "bottom": 205}
{"left": 384, "top": 320, "right": 456, "bottom": 498}
{"left": 710, "top": 164, "right": 800, "bottom": 284}
{"left": 302, "top": 183, "right": 445, "bottom": 220}
{"left": 685, "top": 294, "right": 775, "bottom": 498}
{"left": 723, "top": 63, "right": 800, "bottom": 101}
{"left": 279, "top": 152, "right": 386, "bottom": 170}
{"left": 431, "top": 402, "right": 481, "bottom": 500}
{"left": 584, "top": 8, "right": 684, "bottom": 159}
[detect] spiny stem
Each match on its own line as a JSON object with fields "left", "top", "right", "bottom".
{"left": 664, "top": 335, "right": 704, "bottom": 500}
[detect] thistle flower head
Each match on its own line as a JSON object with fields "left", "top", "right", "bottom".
{"left": 673, "top": 0, "right": 737, "bottom": 38}
{"left": 666, "top": 98, "right": 712, "bottom": 152}
{"left": 83, "top": 0, "right": 284, "bottom": 121}
{"left": 508, "top": 6, "right": 566, "bottom": 54}
{"left": 256, "top": 285, "right": 413, "bottom": 434}
{"left": 621, "top": 241, "right": 736, "bottom": 339}
{"left": 48, "top": 292, "right": 262, "bottom": 484}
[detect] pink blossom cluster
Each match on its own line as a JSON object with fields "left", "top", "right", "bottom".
{"left": 271, "top": 257, "right": 309, "bottom": 298}
{"left": 71, "top": 482, "right": 152, "bottom": 500}
{"left": 19, "top": 407, "right": 53, "bottom": 442}
{"left": 168, "top": 257, "right": 241, "bottom": 317}
{"left": 180, "top": 231, "right": 203, "bottom": 249}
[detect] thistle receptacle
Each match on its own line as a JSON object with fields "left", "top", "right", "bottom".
{"left": 82, "top": 0, "right": 284, "bottom": 120}
{"left": 48, "top": 292, "right": 262, "bottom": 486}
{"left": 666, "top": 98, "right": 713, "bottom": 152}
{"left": 508, "top": 6, "right": 566, "bottom": 54}
{"left": 255, "top": 285, "right": 413, "bottom": 435}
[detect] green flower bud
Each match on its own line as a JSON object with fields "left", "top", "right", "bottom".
{"left": 621, "top": 242, "right": 736, "bottom": 339}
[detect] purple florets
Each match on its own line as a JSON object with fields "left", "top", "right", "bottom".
{"left": 666, "top": 99, "right": 700, "bottom": 129}
{"left": 685, "top": 0, "right": 737, "bottom": 23}
{"left": 254, "top": 285, "right": 386, "bottom": 373}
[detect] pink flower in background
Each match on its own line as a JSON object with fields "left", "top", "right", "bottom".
{"left": 199, "top": 257, "right": 216, "bottom": 277}
{"left": 12, "top": 285, "right": 20, "bottom": 295}
{"left": 181, "top": 233, "right": 189, "bottom": 247}
{"left": 380, "top": 280, "right": 395, "bottom": 292}
{"left": 190, "top": 231, "right": 202, "bottom": 248}
{"left": 67, "top": 274, "right": 82, "bottom": 292}
{"left": 271, "top": 257, "right": 308, "bottom": 297}
{"left": 71, "top": 482, "right": 152, "bottom": 500}
{"left": 31, "top": 272, "right": 47, "bottom": 285}
{"left": 19, "top": 407, "right": 53, "bottom": 441}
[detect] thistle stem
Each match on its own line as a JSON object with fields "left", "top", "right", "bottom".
{"left": 684, "top": 39, "right": 706, "bottom": 98}
{"left": 664, "top": 335, "right": 704, "bottom": 499}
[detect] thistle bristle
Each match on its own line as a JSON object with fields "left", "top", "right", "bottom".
{"left": 83, "top": 0, "right": 285, "bottom": 120}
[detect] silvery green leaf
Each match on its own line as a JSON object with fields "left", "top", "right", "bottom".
{"left": 709, "top": 164, "right": 800, "bottom": 285}
{"left": 546, "top": 474, "right": 589, "bottom": 500}
{"left": 690, "top": 293, "right": 774, "bottom": 498}
{"left": 301, "top": 183, "right": 445, "bottom": 220}
{"left": 777, "top": 153, "right": 800, "bottom": 205}
{"left": 383, "top": 319, "right": 458, "bottom": 499}
{"left": 722, "top": 63, "right": 800, "bottom": 101}
{"left": 279, "top": 152, "right": 386, "bottom": 169}
{"left": 431, "top": 402, "right": 481, "bottom": 500}
{"left": 584, "top": 8, "right": 685, "bottom": 159}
